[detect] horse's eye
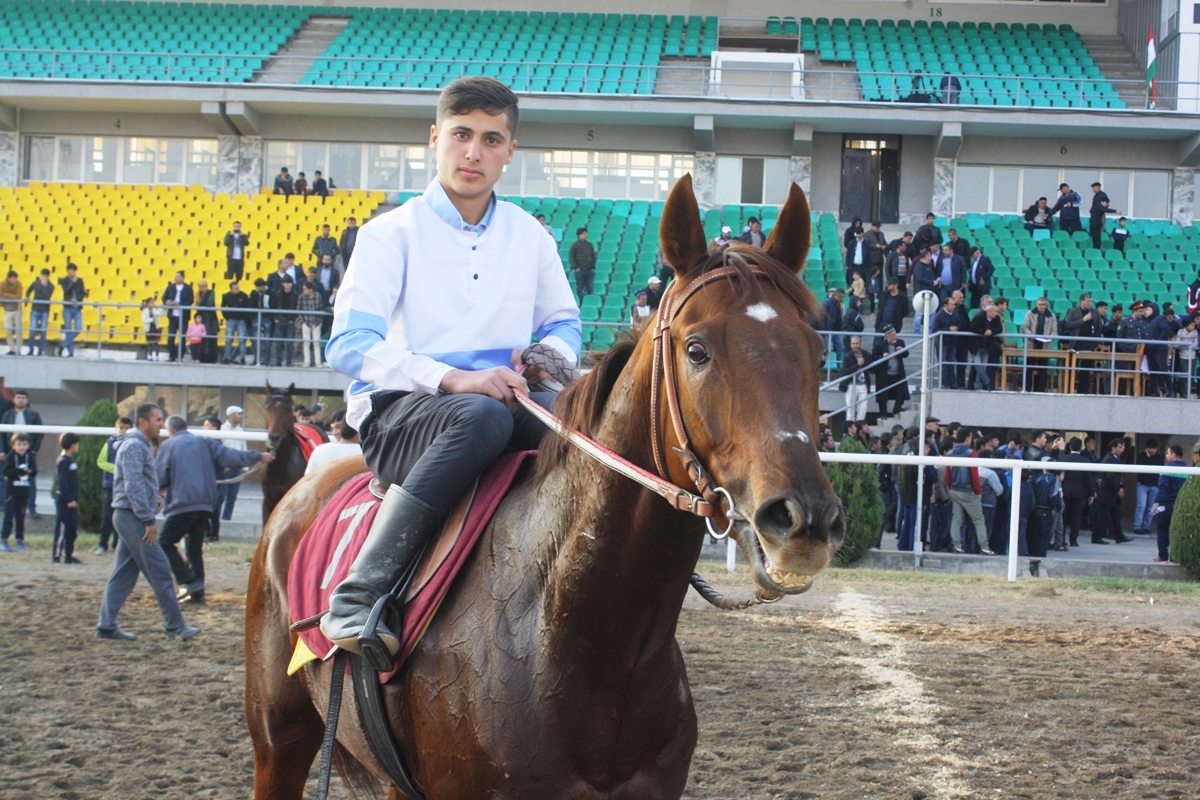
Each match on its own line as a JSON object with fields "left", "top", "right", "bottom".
{"left": 686, "top": 341, "right": 710, "bottom": 365}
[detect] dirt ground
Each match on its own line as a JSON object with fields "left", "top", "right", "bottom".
{"left": 1, "top": 530, "right": 1198, "bottom": 800}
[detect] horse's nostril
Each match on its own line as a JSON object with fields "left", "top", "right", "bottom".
{"left": 753, "top": 494, "right": 802, "bottom": 537}
{"left": 825, "top": 504, "right": 846, "bottom": 548}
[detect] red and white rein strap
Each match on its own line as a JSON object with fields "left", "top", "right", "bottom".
{"left": 511, "top": 387, "right": 715, "bottom": 519}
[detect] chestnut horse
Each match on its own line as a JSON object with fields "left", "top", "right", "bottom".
{"left": 262, "top": 383, "right": 325, "bottom": 523}
{"left": 245, "top": 175, "right": 844, "bottom": 799}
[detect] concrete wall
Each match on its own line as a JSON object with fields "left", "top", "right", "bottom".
{"left": 899, "top": 135, "right": 935, "bottom": 224}
{"left": 957, "top": 135, "right": 1183, "bottom": 171}
{"left": 809, "top": 132, "right": 843, "bottom": 216}
{"left": 20, "top": 110, "right": 219, "bottom": 139}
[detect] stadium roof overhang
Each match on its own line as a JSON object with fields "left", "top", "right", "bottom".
{"left": 3, "top": 80, "right": 1198, "bottom": 146}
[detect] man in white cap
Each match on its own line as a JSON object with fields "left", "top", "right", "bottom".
{"left": 646, "top": 275, "right": 664, "bottom": 310}
{"left": 712, "top": 225, "right": 734, "bottom": 250}
{"left": 217, "top": 405, "right": 247, "bottom": 524}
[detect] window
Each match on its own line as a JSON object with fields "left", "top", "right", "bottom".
{"left": 551, "top": 150, "right": 589, "bottom": 197}
{"left": 1132, "top": 171, "right": 1170, "bottom": 218}
{"left": 185, "top": 140, "right": 217, "bottom": 186}
{"left": 991, "top": 168, "right": 1020, "bottom": 213}
{"left": 88, "top": 137, "right": 119, "bottom": 183}
{"left": 329, "top": 143, "right": 362, "bottom": 190}
{"left": 367, "top": 144, "right": 403, "bottom": 191}
{"left": 403, "top": 146, "right": 430, "bottom": 191}
{"left": 1021, "top": 168, "right": 1059, "bottom": 210}
{"left": 955, "top": 166, "right": 1173, "bottom": 219}
{"left": 496, "top": 150, "right": 524, "bottom": 195}
{"left": 594, "top": 151, "right": 628, "bottom": 198}
{"left": 955, "top": 165, "right": 989, "bottom": 213}
{"left": 24, "top": 136, "right": 54, "bottom": 181}
{"left": 124, "top": 137, "right": 157, "bottom": 184}
{"left": 57, "top": 137, "right": 84, "bottom": 182}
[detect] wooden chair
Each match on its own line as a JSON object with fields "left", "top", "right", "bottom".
{"left": 1115, "top": 344, "right": 1145, "bottom": 396}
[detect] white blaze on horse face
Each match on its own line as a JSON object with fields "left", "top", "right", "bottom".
{"left": 776, "top": 430, "right": 811, "bottom": 445}
{"left": 745, "top": 302, "right": 778, "bottom": 323}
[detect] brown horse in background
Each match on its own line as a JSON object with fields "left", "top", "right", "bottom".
{"left": 261, "top": 382, "right": 325, "bottom": 524}
{"left": 245, "top": 175, "right": 844, "bottom": 799}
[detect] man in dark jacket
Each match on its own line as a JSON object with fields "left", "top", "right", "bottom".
{"left": 312, "top": 224, "right": 340, "bottom": 262}
{"left": 1088, "top": 182, "right": 1117, "bottom": 249}
{"left": 1094, "top": 438, "right": 1130, "bottom": 544}
{"left": 57, "top": 263, "right": 87, "bottom": 358}
{"left": 223, "top": 221, "right": 250, "bottom": 280}
{"left": 931, "top": 295, "right": 961, "bottom": 389}
{"left": 967, "top": 303, "right": 1002, "bottom": 390}
{"left": 194, "top": 279, "right": 220, "bottom": 364}
{"left": 2, "top": 390, "right": 45, "bottom": 518}
{"left": 839, "top": 336, "right": 872, "bottom": 423}
{"left": 311, "top": 170, "right": 329, "bottom": 203}
{"left": 945, "top": 228, "right": 971, "bottom": 260}
{"left": 821, "top": 288, "right": 845, "bottom": 361}
{"left": 864, "top": 221, "right": 888, "bottom": 276}
{"left": 270, "top": 276, "right": 299, "bottom": 367}
{"left": 967, "top": 247, "right": 994, "bottom": 310}
{"left": 221, "top": 280, "right": 253, "bottom": 365}
{"left": 568, "top": 227, "right": 597, "bottom": 303}
{"left": 156, "top": 415, "right": 273, "bottom": 604}
{"left": 1062, "top": 292, "right": 1101, "bottom": 392}
{"left": 1134, "top": 438, "right": 1165, "bottom": 534}
{"left": 161, "top": 271, "right": 194, "bottom": 362}
{"left": 251, "top": 278, "right": 273, "bottom": 367}
{"left": 1050, "top": 183, "right": 1083, "bottom": 233}
{"left": 1060, "top": 438, "right": 1093, "bottom": 549}
{"left": 871, "top": 325, "right": 908, "bottom": 415}
{"left": 1143, "top": 302, "right": 1173, "bottom": 396}
{"left": 339, "top": 217, "right": 359, "bottom": 271}
{"left": 914, "top": 213, "right": 942, "bottom": 254}
{"left": 1024, "top": 198, "right": 1052, "bottom": 233}
{"left": 1151, "top": 444, "right": 1187, "bottom": 563}
{"left": 738, "top": 217, "right": 765, "bottom": 248}
{"left": 875, "top": 277, "right": 910, "bottom": 333}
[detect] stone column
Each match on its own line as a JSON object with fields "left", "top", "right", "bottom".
{"left": 692, "top": 151, "right": 716, "bottom": 210}
{"left": 789, "top": 156, "right": 811, "bottom": 194}
{"left": 1173, "top": 167, "right": 1195, "bottom": 227}
{"left": 215, "top": 135, "right": 266, "bottom": 196}
{"left": 932, "top": 158, "right": 955, "bottom": 219}
{"left": 216, "top": 135, "right": 239, "bottom": 195}
{"left": 0, "top": 132, "right": 17, "bottom": 188}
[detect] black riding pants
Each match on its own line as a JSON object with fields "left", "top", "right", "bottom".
{"left": 360, "top": 390, "right": 555, "bottom": 514}
{"left": 159, "top": 510, "right": 211, "bottom": 589}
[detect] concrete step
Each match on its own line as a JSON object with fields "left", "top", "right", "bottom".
{"left": 654, "top": 56, "right": 707, "bottom": 96}
{"left": 1079, "top": 34, "right": 1147, "bottom": 107}
{"left": 802, "top": 53, "right": 861, "bottom": 102}
{"left": 254, "top": 16, "right": 350, "bottom": 84}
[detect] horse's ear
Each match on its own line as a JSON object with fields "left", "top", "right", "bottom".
{"left": 287, "top": 383, "right": 295, "bottom": 396}
{"left": 764, "top": 183, "right": 812, "bottom": 276}
{"left": 659, "top": 174, "right": 709, "bottom": 281}
{"left": 265, "top": 381, "right": 273, "bottom": 394}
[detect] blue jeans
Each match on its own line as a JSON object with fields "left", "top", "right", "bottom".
{"left": 28, "top": 309, "right": 48, "bottom": 354}
{"left": 224, "top": 319, "right": 248, "bottom": 362}
{"left": 897, "top": 501, "right": 917, "bottom": 551}
{"left": 61, "top": 305, "right": 82, "bottom": 355}
{"left": 217, "top": 467, "right": 241, "bottom": 520}
{"left": 256, "top": 319, "right": 272, "bottom": 365}
{"left": 1135, "top": 483, "right": 1158, "bottom": 531}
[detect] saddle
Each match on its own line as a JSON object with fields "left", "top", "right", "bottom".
{"left": 287, "top": 450, "right": 534, "bottom": 683}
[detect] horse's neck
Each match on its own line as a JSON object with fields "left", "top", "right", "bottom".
{"left": 536, "top": 364, "right": 706, "bottom": 664}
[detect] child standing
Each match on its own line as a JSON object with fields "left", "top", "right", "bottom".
{"left": 142, "top": 297, "right": 163, "bottom": 360}
{"left": 1, "top": 433, "right": 37, "bottom": 551}
{"left": 1112, "top": 217, "right": 1131, "bottom": 253}
{"left": 52, "top": 432, "right": 82, "bottom": 564}
{"left": 185, "top": 316, "right": 206, "bottom": 363}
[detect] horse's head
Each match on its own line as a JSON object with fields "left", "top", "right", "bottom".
{"left": 264, "top": 382, "right": 296, "bottom": 451}
{"left": 655, "top": 175, "right": 844, "bottom": 598}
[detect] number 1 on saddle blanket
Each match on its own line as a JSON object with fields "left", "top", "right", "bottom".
{"left": 287, "top": 451, "right": 535, "bottom": 683}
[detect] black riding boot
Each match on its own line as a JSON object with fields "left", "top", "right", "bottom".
{"left": 320, "top": 485, "right": 443, "bottom": 669}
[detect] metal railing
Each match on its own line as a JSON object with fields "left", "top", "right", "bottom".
{"left": 0, "top": 297, "right": 628, "bottom": 363}
{"left": 0, "top": 47, "right": 1182, "bottom": 110}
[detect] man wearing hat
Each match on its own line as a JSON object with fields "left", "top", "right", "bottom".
{"left": 217, "top": 405, "right": 248, "bottom": 523}
{"left": 875, "top": 276, "right": 910, "bottom": 333}
{"left": 713, "top": 226, "right": 734, "bottom": 250}
{"left": 872, "top": 324, "right": 909, "bottom": 415}
{"left": 1088, "top": 182, "right": 1117, "bottom": 250}
{"left": 646, "top": 275, "right": 664, "bottom": 310}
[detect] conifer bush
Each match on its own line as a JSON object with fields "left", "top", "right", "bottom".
{"left": 1169, "top": 475, "right": 1200, "bottom": 579}
{"left": 825, "top": 437, "right": 883, "bottom": 567}
{"left": 76, "top": 400, "right": 119, "bottom": 532}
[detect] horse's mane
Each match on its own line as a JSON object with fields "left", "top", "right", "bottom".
{"left": 532, "top": 246, "right": 818, "bottom": 484}
{"left": 533, "top": 340, "right": 635, "bottom": 484}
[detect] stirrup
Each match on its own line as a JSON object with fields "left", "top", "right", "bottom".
{"left": 357, "top": 593, "right": 401, "bottom": 672}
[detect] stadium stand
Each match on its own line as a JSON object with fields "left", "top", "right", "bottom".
{"left": 798, "top": 17, "right": 1124, "bottom": 108}
{"left": 0, "top": 0, "right": 308, "bottom": 82}
{"left": 301, "top": 10, "right": 718, "bottom": 91}
{"left": 0, "top": 183, "right": 387, "bottom": 342}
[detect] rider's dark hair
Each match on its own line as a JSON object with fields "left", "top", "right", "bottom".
{"left": 436, "top": 76, "right": 519, "bottom": 137}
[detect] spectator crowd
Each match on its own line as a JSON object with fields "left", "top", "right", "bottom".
{"left": 823, "top": 189, "right": 1199, "bottom": 400}
{"left": 2, "top": 210, "right": 361, "bottom": 367}
{"left": 820, "top": 417, "right": 1191, "bottom": 566}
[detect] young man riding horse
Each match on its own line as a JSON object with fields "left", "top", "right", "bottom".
{"left": 323, "top": 77, "right": 582, "bottom": 667}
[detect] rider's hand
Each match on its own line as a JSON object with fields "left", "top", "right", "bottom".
{"left": 511, "top": 347, "right": 549, "bottom": 386}
{"left": 440, "top": 366, "right": 529, "bottom": 407}
{"left": 259, "top": 452, "right": 276, "bottom": 464}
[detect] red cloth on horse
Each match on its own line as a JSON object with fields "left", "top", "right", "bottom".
{"left": 288, "top": 451, "right": 533, "bottom": 683}
{"left": 293, "top": 423, "right": 326, "bottom": 461}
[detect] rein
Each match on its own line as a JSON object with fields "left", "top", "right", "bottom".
{"left": 516, "top": 262, "right": 787, "bottom": 610}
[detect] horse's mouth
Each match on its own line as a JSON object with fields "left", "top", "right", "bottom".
{"left": 736, "top": 523, "right": 815, "bottom": 597}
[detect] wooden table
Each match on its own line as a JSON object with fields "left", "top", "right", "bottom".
{"left": 1068, "top": 348, "right": 1144, "bottom": 396}
{"left": 999, "top": 346, "right": 1074, "bottom": 393}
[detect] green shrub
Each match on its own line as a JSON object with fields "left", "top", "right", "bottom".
{"left": 825, "top": 437, "right": 883, "bottom": 567}
{"left": 1169, "top": 475, "right": 1200, "bottom": 579}
{"left": 76, "top": 400, "right": 119, "bottom": 532}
